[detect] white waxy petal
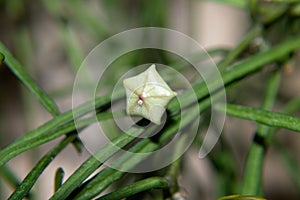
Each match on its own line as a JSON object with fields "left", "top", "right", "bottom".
{"left": 123, "top": 64, "right": 177, "bottom": 124}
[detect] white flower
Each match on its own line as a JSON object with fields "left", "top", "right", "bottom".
{"left": 123, "top": 64, "right": 177, "bottom": 124}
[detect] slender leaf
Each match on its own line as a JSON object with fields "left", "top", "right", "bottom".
{"left": 216, "top": 103, "right": 300, "bottom": 132}
{"left": 242, "top": 70, "right": 281, "bottom": 195}
{"left": 8, "top": 134, "right": 76, "bottom": 200}
{"left": 0, "top": 42, "right": 60, "bottom": 116}
{"left": 97, "top": 177, "right": 169, "bottom": 200}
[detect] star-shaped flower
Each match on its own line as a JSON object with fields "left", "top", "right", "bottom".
{"left": 123, "top": 64, "right": 177, "bottom": 124}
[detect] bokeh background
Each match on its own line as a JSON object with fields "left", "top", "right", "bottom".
{"left": 0, "top": 0, "right": 299, "bottom": 199}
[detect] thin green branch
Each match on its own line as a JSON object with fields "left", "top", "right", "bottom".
{"left": 96, "top": 177, "right": 169, "bottom": 200}
{"left": 267, "top": 99, "right": 300, "bottom": 141}
{"left": 0, "top": 42, "right": 60, "bottom": 116}
{"left": 215, "top": 103, "right": 300, "bottom": 133}
{"left": 8, "top": 134, "right": 77, "bottom": 200}
{"left": 171, "top": 47, "right": 229, "bottom": 71}
{"left": 218, "top": 25, "right": 262, "bottom": 70}
{"left": 260, "top": 71, "right": 281, "bottom": 111}
{"left": 241, "top": 70, "right": 281, "bottom": 195}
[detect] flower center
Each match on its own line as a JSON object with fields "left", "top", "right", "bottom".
{"left": 137, "top": 92, "right": 147, "bottom": 106}
{"left": 137, "top": 99, "right": 143, "bottom": 106}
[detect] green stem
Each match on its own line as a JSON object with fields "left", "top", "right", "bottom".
{"left": 218, "top": 25, "right": 262, "bottom": 70}
{"left": 8, "top": 134, "right": 77, "bottom": 200}
{"left": 241, "top": 142, "right": 265, "bottom": 196}
{"left": 267, "top": 99, "right": 300, "bottom": 142}
{"left": 96, "top": 177, "right": 169, "bottom": 200}
{"left": 0, "top": 42, "right": 60, "bottom": 116}
{"left": 215, "top": 103, "right": 300, "bottom": 133}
